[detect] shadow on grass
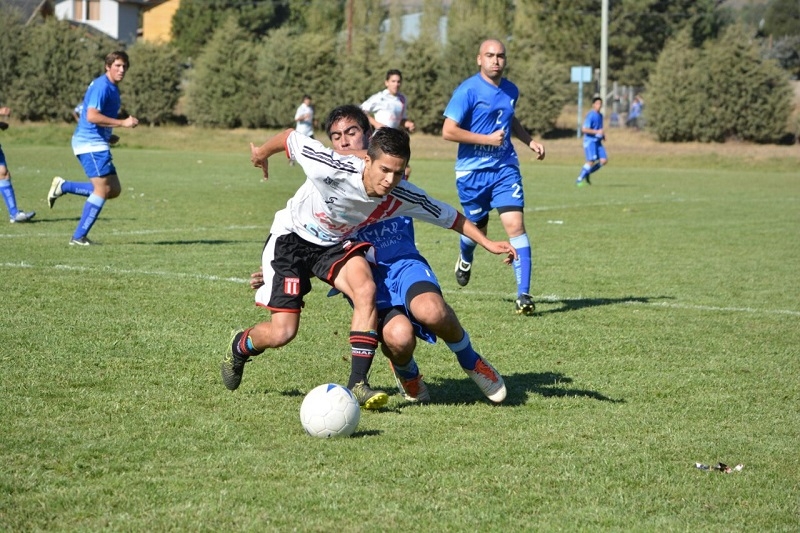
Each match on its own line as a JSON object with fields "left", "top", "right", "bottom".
{"left": 128, "top": 239, "right": 252, "bottom": 245}
{"left": 523, "top": 295, "right": 674, "bottom": 316}
{"left": 414, "top": 371, "right": 624, "bottom": 407}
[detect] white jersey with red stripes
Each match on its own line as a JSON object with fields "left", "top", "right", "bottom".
{"left": 270, "top": 131, "right": 458, "bottom": 246}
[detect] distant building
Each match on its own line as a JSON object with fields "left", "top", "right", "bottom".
{"left": 51, "top": 0, "right": 176, "bottom": 45}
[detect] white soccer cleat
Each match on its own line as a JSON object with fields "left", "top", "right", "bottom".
{"left": 10, "top": 210, "right": 35, "bottom": 223}
{"left": 47, "top": 176, "right": 65, "bottom": 209}
{"left": 464, "top": 356, "right": 507, "bottom": 403}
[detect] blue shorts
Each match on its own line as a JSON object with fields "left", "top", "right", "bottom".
{"left": 374, "top": 254, "right": 440, "bottom": 344}
{"left": 455, "top": 166, "right": 524, "bottom": 224}
{"left": 583, "top": 141, "right": 607, "bottom": 163}
{"left": 77, "top": 151, "right": 116, "bottom": 178}
{"left": 0, "top": 145, "right": 6, "bottom": 167}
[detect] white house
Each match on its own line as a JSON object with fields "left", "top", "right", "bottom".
{"left": 54, "top": 0, "right": 161, "bottom": 45}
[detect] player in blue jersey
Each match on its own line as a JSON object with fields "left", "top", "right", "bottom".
{"left": 0, "top": 106, "right": 36, "bottom": 223}
{"left": 248, "top": 105, "right": 509, "bottom": 404}
{"left": 442, "top": 39, "right": 545, "bottom": 316}
{"left": 47, "top": 51, "right": 139, "bottom": 246}
{"left": 576, "top": 96, "right": 607, "bottom": 187}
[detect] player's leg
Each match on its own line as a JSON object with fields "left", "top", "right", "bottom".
{"left": 454, "top": 170, "right": 490, "bottom": 287}
{"left": 222, "top": 234, "right": 309, "bottom": 391}
{"left": 492, "top": 167, "right": 534, "bottom": 315}
{"left": 69, "top": 151, "right": 121, "bottom": 245}
{"left": 0, "top": 152, "right": 35, "bottom": 223}
{"left": 406, "top": 283, "right": 506, "bottom": 403}
{"left": 589, "top": 145, "right": 608, "bottom": 176}
{"left": 330, "top": 251, "right": 387, "bottom": 409}
{"left": 576, "top": 142, "right": 598, "bottom": 186}
{"left": 380, "top": 308, "right": 429, "bottom": 402}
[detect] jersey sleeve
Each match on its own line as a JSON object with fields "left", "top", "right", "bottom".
{"left": 361, "top": 93, "right": 379, "bottom": 114}
{"left": 391, "top": 182, "right": 459, "bottom": 229}
{"left": 443, "top": 83, "right": 471, "bottom": 125}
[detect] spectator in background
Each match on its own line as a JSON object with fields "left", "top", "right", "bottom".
{"left": 626, "top": 94, "right": 643, "bottom": 130}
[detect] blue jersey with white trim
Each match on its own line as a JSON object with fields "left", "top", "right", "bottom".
{"left": 72, "top": 74, "right": 120, "bottom": 155}
{"left": 443, "top": 73, "right": 520, "bottom": 171}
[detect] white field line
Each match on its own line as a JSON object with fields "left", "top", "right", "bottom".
{"left": 0, "top": 225, "right": 264, "bottom": 239}
{"left": 3, "top": 261, "right": 798, "bottom": 317}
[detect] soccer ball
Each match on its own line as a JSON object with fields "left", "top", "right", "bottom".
{"left": 300, "top": 383, "right": 361, "bottom": 438}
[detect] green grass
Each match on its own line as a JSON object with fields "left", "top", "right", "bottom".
{"left": 1, "top": 128, "right": 799, "bottom": 531}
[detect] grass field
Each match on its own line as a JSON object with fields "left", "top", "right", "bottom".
{"left": 1, "top": 124, "right": 799, "bottom": 531}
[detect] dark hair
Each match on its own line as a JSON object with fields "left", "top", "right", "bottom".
{"left": 324, "top": 105, "right": 371, "bottom": 138}
{"left": 592, "top": 96, "right": 603, "bottom": 104}
{"left": 367, "top": 127, "right": 410, "bottom": 162}
{"left": 303, "top": 94, "right": 312, "bottom": 100}
{"left": 386, "top": 69, "right": 402, "bottom": 80}
{"left": 105, "top": 51, "right": 129, "bottom": 69}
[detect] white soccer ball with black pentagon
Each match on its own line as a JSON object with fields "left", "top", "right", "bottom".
{"left": 300, "top": 383, "right": 360, "bottom": 438}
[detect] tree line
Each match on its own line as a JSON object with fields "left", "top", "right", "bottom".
{"left": 0, "top": 0, "right": 796, "bottom": 143}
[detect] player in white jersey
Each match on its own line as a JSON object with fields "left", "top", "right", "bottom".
{"left": 362, "top": 69, "right": 416, "bottom": 178}
{"left": 361, "top": 69, "right": 415, "bottom": 132}
{"left": 221, "top": 127, "right": 516, "bottom": 409}
{"left": 293, "top": 94, "right": 314, "bottom": 138}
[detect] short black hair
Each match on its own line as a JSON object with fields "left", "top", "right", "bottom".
{"left": 386, "top": 69, "right": 402, "bottom": 80}
{"left": 592, "top": 96, "right": 603, "bottom": 104}
{"left": 324, "top": 105, "right": 370, "bottom": 139}
{"left": 367, "top": 127, "right": 410, "bottom": 162}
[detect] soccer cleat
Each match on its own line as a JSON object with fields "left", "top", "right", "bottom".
{"left": 47, "top": 176, "right": 65, "bottom": 208}
{"left": 389, "top": 362, "right": 431, "bottom": 403}
{"left": 9, "top": 210, "right": 35, "bottom": 223}
{"left": 464, "top": 356, "right": 507, "bottom": 404}
{"left": 515, "top": 293, "right": 536, "bottom": 316}
{"left": 454, "top": 257, "right": 472, "bottom": 287}
{"left": 221, "top": 330, "right": 251, "bottom": 391}
{"left": 69, "top": 236, "right": 94, "bottom": 246}
{"left": 351, "top": 381, "right": 389, "bottom": 410}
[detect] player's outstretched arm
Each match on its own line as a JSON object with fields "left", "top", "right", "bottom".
{"left": 250, "top": 128, "right": 293, "bottom": 181}
{"left": 451, "top": 213, "right": 517, "bottom": 261}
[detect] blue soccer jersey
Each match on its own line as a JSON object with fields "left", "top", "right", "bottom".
{"left": 583, "top": 109, "right": 604, "bottom": 143}
{"left": 72, "top": 74, "right": 120, "bottom": 155}
{"left": 443, "top": 73, "right": 520, "bottom": 171}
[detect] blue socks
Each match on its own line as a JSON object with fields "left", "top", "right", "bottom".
{"left": 510, "top": 233, "right": 532, "bottom": 296}
{"left": 447, "top": 330, "right": 480, "bottom": 371}
{"left": 0, "top": 179, "right": 18, "bottom": 216}
{"left": 392, "top": 358, "right": 420, "bottom": 380}
{"left": 62, "top": 180, "right": 93, "bottom": 197}
{"left": 579, "top": 163, "right": 593, "bottom": 180}
{"left": 459, "top": 235, "right": 477, "bottom": 263}
{"left": 73, "top": 194, "right": 105, "bottom": 240}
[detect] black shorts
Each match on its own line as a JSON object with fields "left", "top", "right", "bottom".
{"left": 254, "top": 232, "right": 374, "bottom": 312}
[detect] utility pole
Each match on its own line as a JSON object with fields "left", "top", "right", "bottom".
{"left": 600, "top": 0, "right": 609, "bottom": 117}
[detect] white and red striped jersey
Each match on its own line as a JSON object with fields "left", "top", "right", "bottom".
{"left": 271, "top": 132, "right": 458, "bottom": 246}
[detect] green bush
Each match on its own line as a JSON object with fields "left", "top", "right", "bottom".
{"left": 125, "top": 42, "right": 183, "bottom": 126}
{"left": 184, "top": 18, "right": 259, "bottom": 128}
{"left": 647, "top": 26, "right": 793, "bottom": 143}
{"left": 9, "top": 19, "right": 117, "bottom": 122}
{"left": 0, "top": 7, "right": 25, "bottom": 106}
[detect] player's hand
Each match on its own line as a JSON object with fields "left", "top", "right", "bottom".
{"left": 529, "top": 140, "right": 545, "bottom": 160}
{"left": 0, "top": 106, "right": 10, "bottom": 116}
{"left": 109, "top": 134, "right": 120, "bottom": 145}
{"left": 250, "top": 142, "right": 270, "bottom": 181}
{"left": 0, "top": 122, "right": 8, "bottom": 131}
{"left": 405, "top": 120, "right": 416, "bottom": 133}
{"left": 250, "top": 267, "right": 264, "bottom": 290}
{"left": 122, "top": 115, "right": 138, "bottom": 128}
{"left": 487, "top": 240, "right": 517, "bottom": 261}
{"left": 486, "top": 129, "right": 505, "bottom": 147}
